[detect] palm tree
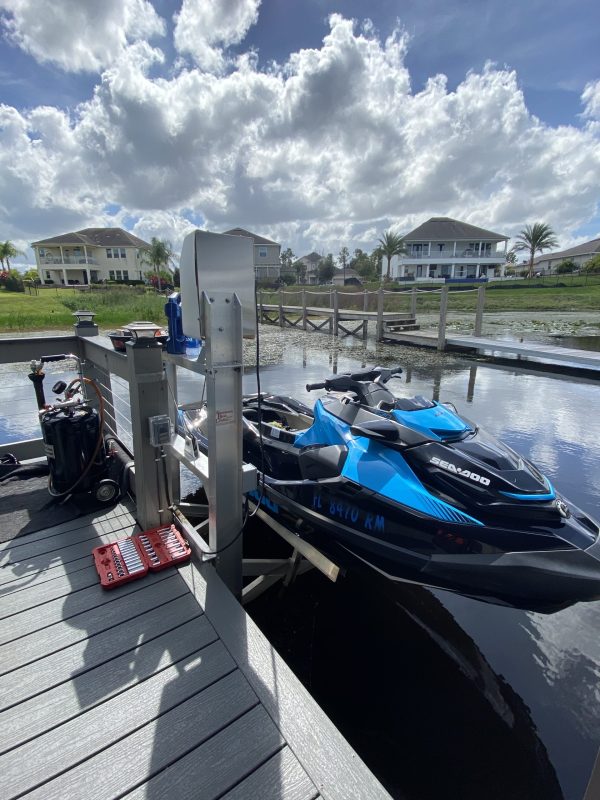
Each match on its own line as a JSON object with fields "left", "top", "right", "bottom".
{"left": 514, "top": 223, "right": 558, "bottom": 279}
{"left": 377, "top": 231, "right": 406, "bottom": 281}
{"left": 0, "top": 240, "right": 22, "bottom": 269}
{"left": 141, "top": 237, "right": 175, "bottom": 291}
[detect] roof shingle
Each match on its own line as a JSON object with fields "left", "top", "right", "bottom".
{"left": 403, "top": 217, "right": 508, "bottom": 242}
{"left": 31, "top": 227, "right": 151, "bottom": 248}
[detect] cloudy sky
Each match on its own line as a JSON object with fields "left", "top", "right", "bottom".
{"left": 0, "top": 0, "right": 599, "bottom": 265}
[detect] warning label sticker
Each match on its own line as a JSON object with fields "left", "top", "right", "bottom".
{"left": 216, "top": 410, "right": 234, "bottom": 425}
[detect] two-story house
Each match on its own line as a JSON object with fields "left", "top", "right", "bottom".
{"left": 293, "top": 252, "right": 322, "bottom": 284}
{"left": 388, "top": 217, "right": 509, "bottom": 281}
{"left": 223, "top": 228, "right": 281, "bottom": 279}
{"left": 32, "top": 228, "right": 152, "bottom": 285}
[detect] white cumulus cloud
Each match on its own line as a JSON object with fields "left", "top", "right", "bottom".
{"left": 173, "top": 0, "right": 261, "bottom": 72}
{"left": 0, "top": 0, "right": 165, "bottom": 72}
{"left": 0, "top": 13, "right": 599, "bottom": 260}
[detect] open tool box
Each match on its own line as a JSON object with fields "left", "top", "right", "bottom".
{"left": 92, "top": 524, "right": 191, "bottom": 589}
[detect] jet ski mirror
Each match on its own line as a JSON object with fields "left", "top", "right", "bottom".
{"left": 350, "top": 419, "right": 400, "bottom": 442}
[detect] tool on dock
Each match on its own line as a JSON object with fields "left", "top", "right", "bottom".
{"left": 92, "top": 525, "right": 191, "bottom": 588}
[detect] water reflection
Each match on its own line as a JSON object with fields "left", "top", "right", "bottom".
{"left": 240, "top": 327, "right": 600, "bottom": 800}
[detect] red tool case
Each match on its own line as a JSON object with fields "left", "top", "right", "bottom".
{"left": 92, "top": 524, "right": 191, "bottom": 589}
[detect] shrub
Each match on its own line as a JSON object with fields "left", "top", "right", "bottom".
{"left": 556, "top": 259, "right": 576, "bottom": 274}
{"left": 280, "top": 273, "right": 296, "bottom": 286}
{"left": 583, "top": 254, "right": 600, "bottom": 274}
{"left": 3, "top": 269, "right": 24, "bottom": 292}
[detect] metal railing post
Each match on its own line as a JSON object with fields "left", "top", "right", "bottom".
{"left": 278, "top": 288, "right": 284, "bottom": 327}
{"left": 437, "top": 286, "right": 449, "bottom": 351}
{"left": 474, "top": 285, "right": 485, "bottom": 336}
{"left": 363, "top": 290, "right": 369, "bottom": 340}
{"left": 126, "top": 341, "right": 169, "bottom": 529}
{"left": 258, "top": 290, "right": 263, "bottom": 325}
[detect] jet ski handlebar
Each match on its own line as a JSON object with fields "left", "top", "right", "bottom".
{"left": 306, "top": 367, "right": 403, "bottom": 395}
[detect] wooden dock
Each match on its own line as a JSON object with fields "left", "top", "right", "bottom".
{"left": 382, "top": 330, "right": 600, "bottom": 372}
{"left": 259, "top": 303, "right": 417, "bottom": 339}
{"left": 0, "top": 502, "right": 390, "bottom": 800}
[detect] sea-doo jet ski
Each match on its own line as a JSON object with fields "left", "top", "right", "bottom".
{"left": 179, "top": 367, "right": 600, "bottom": 609}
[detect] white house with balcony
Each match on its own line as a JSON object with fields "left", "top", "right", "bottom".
{"left": 223, "top": 228, "right": 282, "bottom": 279}
{"left": 387, "top": 217, "right": 509, "bottom": 281}
{"left": 32, "top": 228, "right": 152, "bottom": 285}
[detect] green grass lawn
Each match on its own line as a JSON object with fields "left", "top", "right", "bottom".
{"left": 2, "top": 277, "right": 600, "bottom": 333}
{"left": 0, "top": 286, "right": 167, "bottom": 332}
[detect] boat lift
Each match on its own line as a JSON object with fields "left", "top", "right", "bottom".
{"left": 164, "top": 230, "right": 339, "bottom": 600}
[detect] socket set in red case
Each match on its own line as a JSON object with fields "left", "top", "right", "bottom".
{"left": 92, "top": 525, "right": 191, "bottom": 589}
{"left": 134, "top": 525, "right": 191, "bottom": 571}
{"left": 92, "top": 538, "right": 149, "bottom": 588}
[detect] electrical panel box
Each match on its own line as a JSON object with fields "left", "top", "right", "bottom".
{"left": 148, "top": 414, "right": 172, "bottom": 447}
{"left": 180, "top": 230, "right": 256, "bottom": 340}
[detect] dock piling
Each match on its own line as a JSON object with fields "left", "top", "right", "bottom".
{"left": 437, "top": 286, "right": 449, "bottom": 351}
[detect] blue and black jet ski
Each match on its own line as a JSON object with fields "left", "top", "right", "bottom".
{"left": 180, "top": 366, "right": 600, "bottom": 610}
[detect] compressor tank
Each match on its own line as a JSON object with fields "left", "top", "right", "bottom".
{"left": 41, "top": 407, "right": 105, "bottom": 494}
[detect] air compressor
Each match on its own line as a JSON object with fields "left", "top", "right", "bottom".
{"left": 29, "top": 354, "right": 120, "bottom": 504}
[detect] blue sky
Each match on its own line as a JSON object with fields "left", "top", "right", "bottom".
{"left": 0, "top": 0, "right": 598, "bottom": 262}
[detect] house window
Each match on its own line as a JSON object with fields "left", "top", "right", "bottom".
{"left": 120, "top": 248, "right": 126, "bottom": 259}
{"left": 45, "top": 271, "right": 51, "bottom": 279}
{"left": 115, "top": 270, "right": 122, "bottom": 280}
{"left": 39, "top": 248, "right": 46, "bottom": 257}
{"left": 123, "top": 270, "right": 129, "bottom": 280}
{"left": 109, "top": 270, "right": 115, "bottom": 280}
{"left": 106, "top": 248, "right": 112, "bottom": 258}
{"left": 258, "top": 247, "right": 267, "bottom": 258}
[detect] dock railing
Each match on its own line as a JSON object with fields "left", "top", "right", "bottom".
{"left": 257, "top": 283, "right": 486, "bottom": 345}
{"left": 0, "top": 329, "right": 176, "bottom": 532}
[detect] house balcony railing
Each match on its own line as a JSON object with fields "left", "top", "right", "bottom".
{"left": 400, "top": 253, "right": 505, "bottom": 264}
{"left": 42, "top": 256, "right": 99, "bottom": 266}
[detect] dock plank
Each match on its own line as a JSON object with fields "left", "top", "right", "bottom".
{"left": 0, "top": 552, "right": 105, "bottom": 593}
{"left": 0, "top": 571, "right": 185, "bottom": 676}
{"left": 0, "top": 565, "right": 176, "bottom": 645}
{"left": 0, "top": 564, "right": 100, "bottom": 621}
{"left": 123, "top": 704, "right": 285, "bottom": 800}
{"left": 0, "top": 522, "right": 138, "bottom": 585}
{"left": 24, "top": 670, "right": 258, "bottom": 800}
{"left": 0, "top": 592, "right": 201, "bottom": 711}
{"left": 1, "top": 639, "right": 236, "bottom": 798}
{"left": 0, "top": 503, "right": 135, "bottom": 555}
{"left": 179, "top": 561, "right": 392, "bottom": 800}
{"left": 221, "top": 747, "right": 320, "bottom": 800}
{"left": 0, "top": 614, "right": 216, "bottom": 754}
{"left": 0, "top": 512, "right": 136, "bottom": 564}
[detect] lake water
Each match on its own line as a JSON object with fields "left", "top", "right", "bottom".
{"left": 2, "top": 327, "right": 600, "bottom": 798}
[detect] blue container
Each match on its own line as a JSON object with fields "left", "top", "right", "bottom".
{"left": 164, "top": 293, "right": 186, "bottom": 354}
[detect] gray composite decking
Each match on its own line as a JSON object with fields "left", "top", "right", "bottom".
{"left": 0, "top": 502, "right": 390, "bottom": 799}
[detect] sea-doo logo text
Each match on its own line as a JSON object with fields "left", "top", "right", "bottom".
{"left": 556, "top": 499, "right": 570, "bottom": 518}
{"left": 430, "top": 456, "right": 490, "bottom": 486}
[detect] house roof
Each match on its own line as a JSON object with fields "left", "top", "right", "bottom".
{"left": 31, "top": 227, "right": 151, "bottom": 248}
{"left": 402, "top": 217, "right": 508, "bottom": 242}
{"left": 533, "top": 237, "right": 600, "bottom": 264}
{"left": 295, "top": 252, "right": 322, "bottom": 267}
{"left": 223, "top": 228, "right": 279, "bottom": 246}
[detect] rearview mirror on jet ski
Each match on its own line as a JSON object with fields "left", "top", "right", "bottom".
{"left": 350, "top": 419, "right": 400, "bottom": 442}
